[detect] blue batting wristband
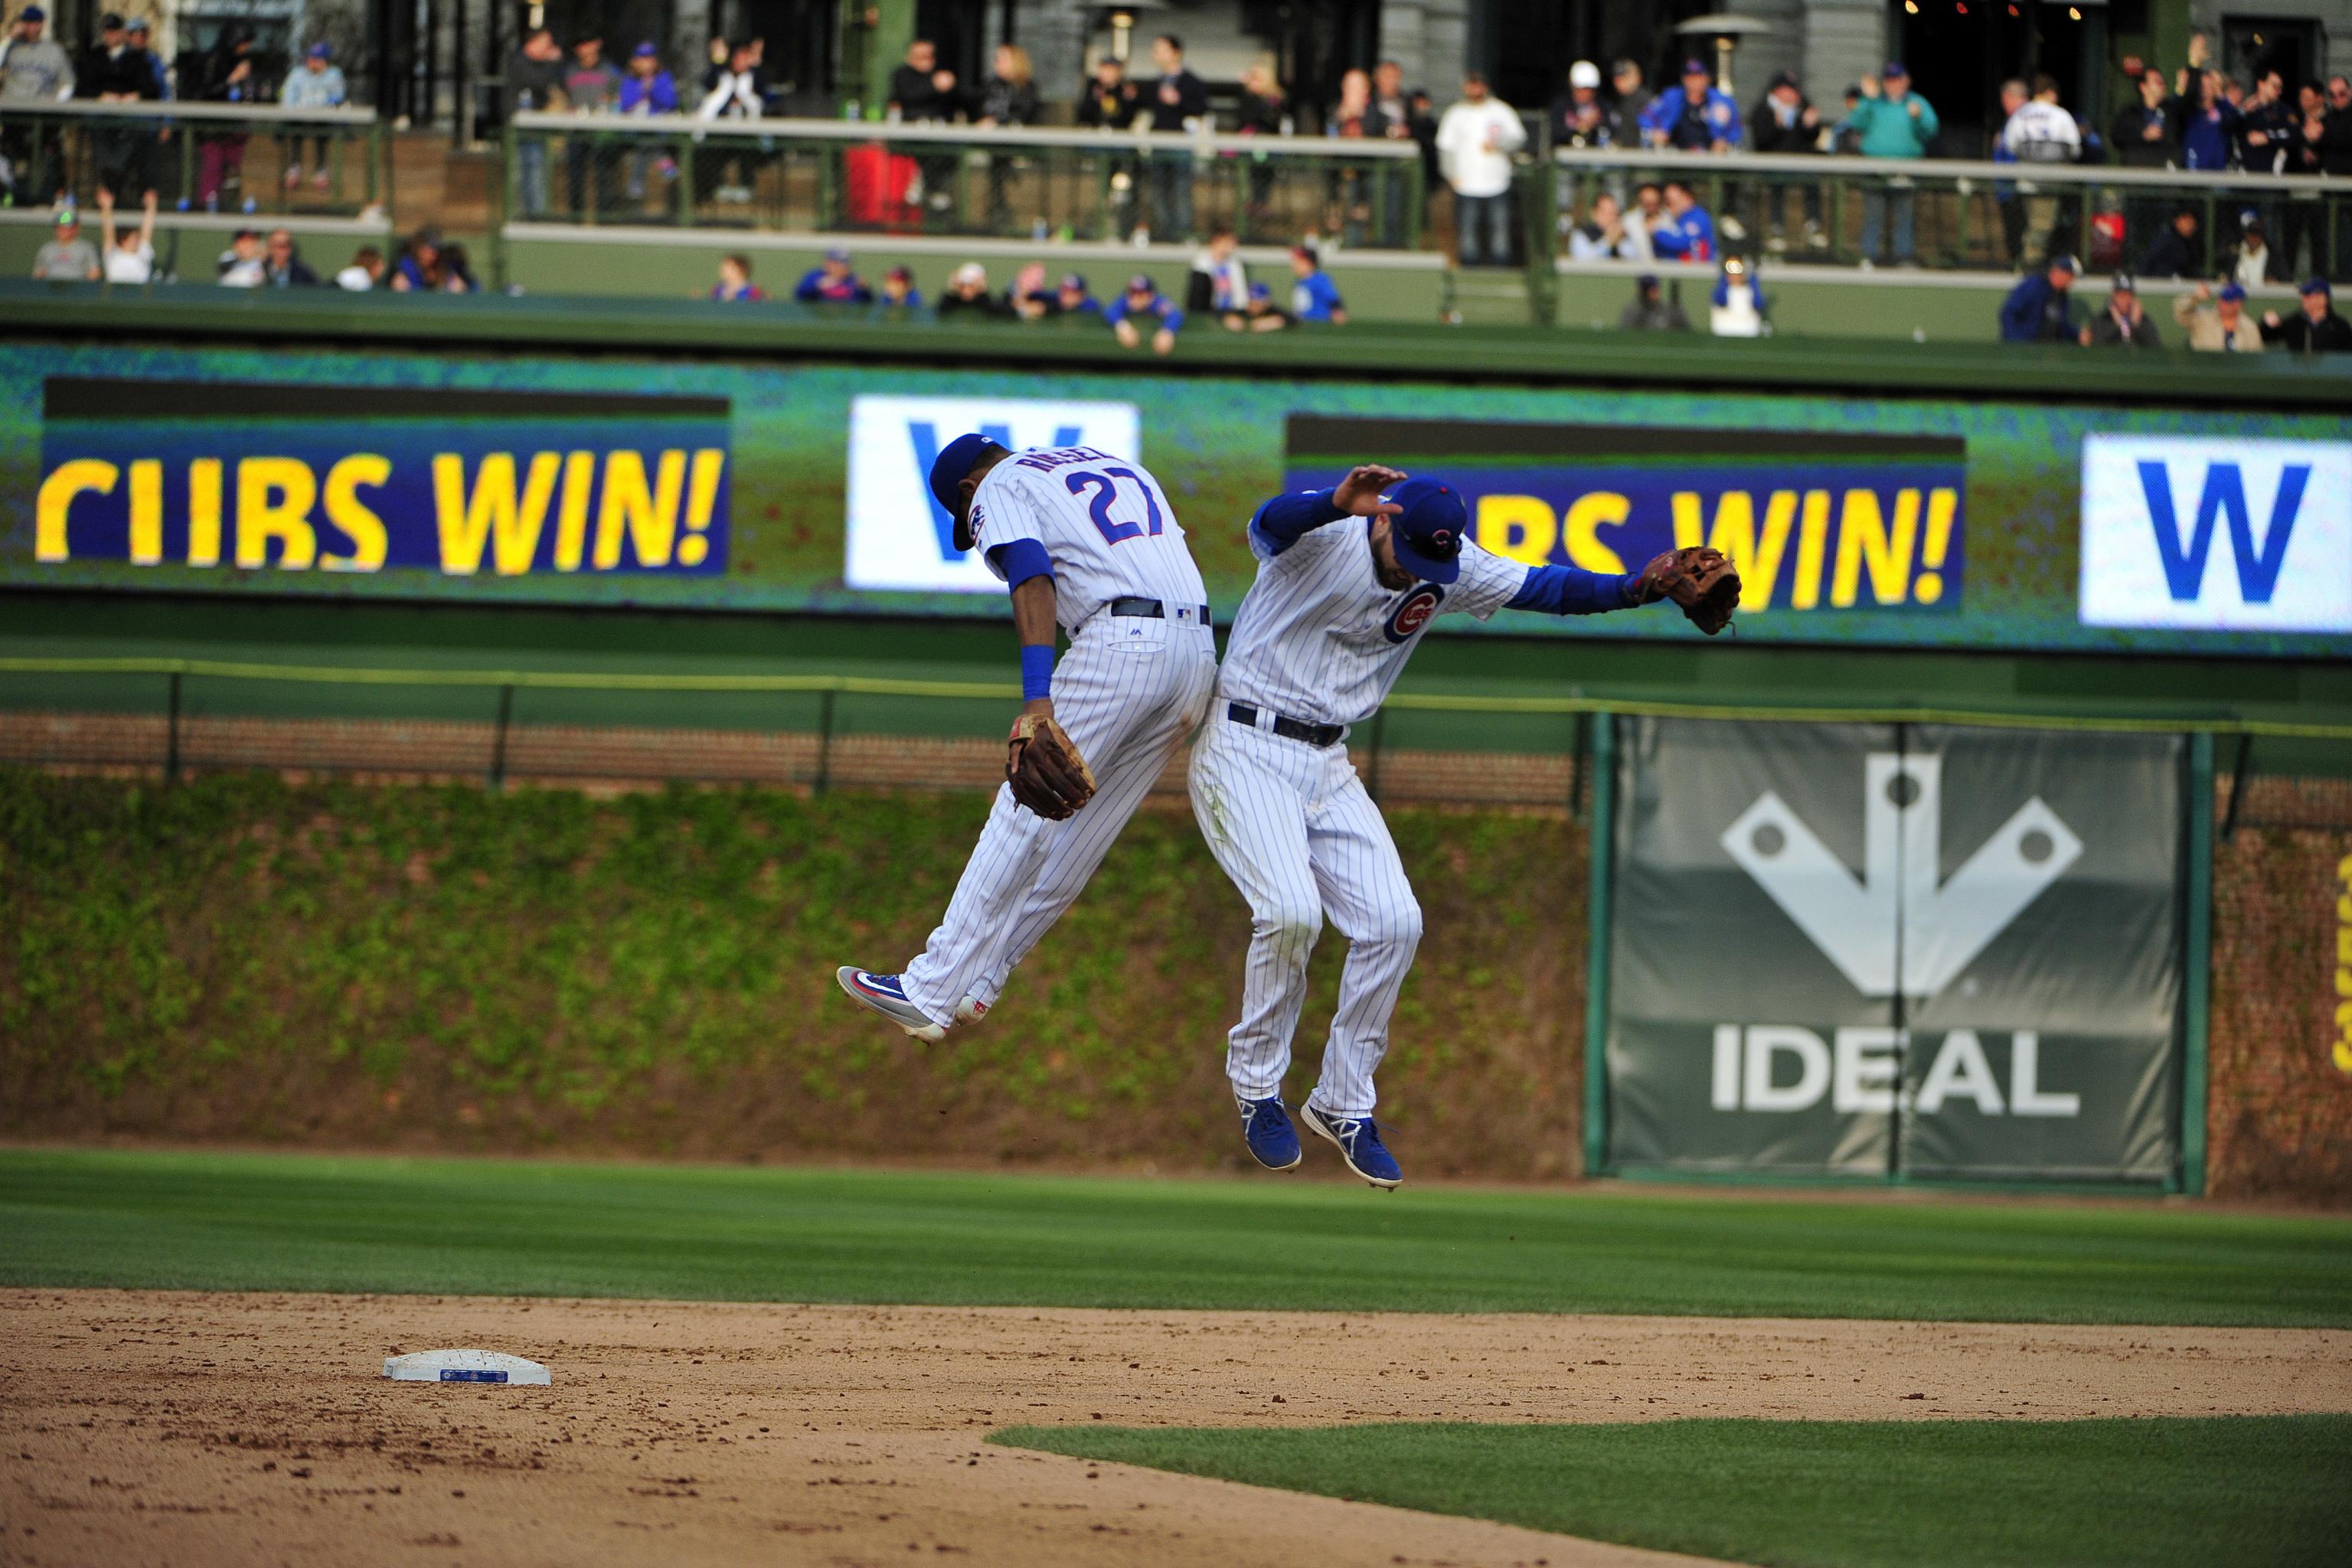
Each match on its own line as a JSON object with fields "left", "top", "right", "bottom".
{"left": 1019, "top": 643, "right": 1056, "bottom": 701}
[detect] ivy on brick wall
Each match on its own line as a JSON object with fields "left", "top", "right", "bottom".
{"left": 0, "top": 771, "right": 1588, "bottom": 1177}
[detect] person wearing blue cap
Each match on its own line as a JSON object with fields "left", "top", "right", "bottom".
{"left": 1838, "top": 64, "right": 1939, "bottom": 265}
{"left": 1639, "top": 57, "right": 1742, "bottom": 151}
{"left": 1998, "top": 252, "right": 2079, "bottom": 342}
{"left": 836, "top": 430, "right": 1217, "bottom": 1050}
{"left": 1190, "top": 466, "right": 1734, "bottom": 1188}
{"left": 1106, "top": 273, "right": 1183, "bottom": 353}
{"left": 2173, "top": 277, "right": 2265, "bottom": 351}
{"left": 2260, "top": 277, "right": 2352, "bottom": 353}
{"left": 793, "top": 246, "right": 873, "bottom": 304}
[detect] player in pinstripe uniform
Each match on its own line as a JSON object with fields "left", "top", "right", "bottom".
{"left": 1195, "top": 465, "right": 1673, "bottom": 1187}
{"left": 836, "top": 433, "right": 1218, "bottom": 1040}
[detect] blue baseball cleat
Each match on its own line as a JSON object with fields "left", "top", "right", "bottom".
{"left": 835, "top": 966, "right": 947, "bottom": 1043}
{"left": 1300, "top": 1102, "right": 1402, "bottom": 1190}
{"left": 1237, "top": 1096, "right": 1302, "bottom": 1171}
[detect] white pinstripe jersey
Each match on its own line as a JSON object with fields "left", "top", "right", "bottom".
{"left": 1217, "top": 511, "right": 1527, "bottom": 727}
{"left": 968, "top": 447, "right": 1210, "bottom": 633}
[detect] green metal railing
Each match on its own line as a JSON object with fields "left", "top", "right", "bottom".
{"left": 503, "top": 110, "right": 1425, "bottom": 247}
{"left": 2, "top": 100, "right": 387, "bottom": 219}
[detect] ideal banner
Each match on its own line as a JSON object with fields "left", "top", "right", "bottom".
{"left": 2, "top": 340, "right": 2347, "bottom": 655}
{"left": 1603, "top": 717, "right": 2186, "bottom": 1184}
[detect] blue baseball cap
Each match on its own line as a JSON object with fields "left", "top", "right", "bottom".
{"left": 1382, "top": 476, "right": 1466, "bottom": 584}
{"left": 1883, "top": 61, "right": 1909, "bottom": 79}
{"left": 928, "top": 432, "right": 1000, "bottom": 527}
{"left": 20, "top": 5, "right": 46, "bottom": 21}
{"left": 2218, "top": 282, "right": 2246, "bottom": 302}
{"left": 2301, "top": 276, "right": 2331, "bottom": 297}
{"left": 307, "top": 41, "right": 329, "bottom": 58}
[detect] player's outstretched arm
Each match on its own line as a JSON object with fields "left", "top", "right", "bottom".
{"left": 1250, "top": 464, "right": 1406, "bottom": 555}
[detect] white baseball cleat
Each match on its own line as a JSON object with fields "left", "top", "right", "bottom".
{"left": 954, "top": 995, "right": 991, "bottom": 1027}
{"left": 835, "top": 967, "right": 948, "bottom": 1043}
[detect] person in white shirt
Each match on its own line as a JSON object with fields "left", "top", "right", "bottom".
{"left": 2000, "top": 74, "right": 2083, "bottom": 266}
{"left": 95, "top": 182, "right": 154, "bottom": 282}
{"left": 335, "top": 243, "right": 384, "bottom": 289}
{"left": 1567, "top": 189, "right": 1651, "bottom": 260}
{"left": 1435, "top": 70, "right": 1524, "bottom": 266}
{"left": 216, "top": 227, "right": 265, "bottom": 286}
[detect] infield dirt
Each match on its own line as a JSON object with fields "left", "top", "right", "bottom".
{"left": 5, "top": 1290, "right": 2347, "bottom": 1568}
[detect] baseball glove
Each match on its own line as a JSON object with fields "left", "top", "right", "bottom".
{"left": 1637, "top": 547, "right": 1743, "bottom": 635}
{"left": 1006, "top": 713, "right": 1097, "bottom": 819}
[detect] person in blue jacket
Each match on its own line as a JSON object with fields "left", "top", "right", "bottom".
{"left": 1999, "top": 253, "right": 2079, "bottom": 341}
{"left": 795, "top": 246, "right": 875, "bottom": 304}
{"left": 1640, "top": 58, "right": 1743, "bottom": 149}
{"left": 1287, "top": 244, "right": 1347, "bottom": 322}
{"left": 1106, "top": 273, "right": 1184, "bottom": 354}
{"left": 1647, "top": 178, "right": 1717, "bottom": 262}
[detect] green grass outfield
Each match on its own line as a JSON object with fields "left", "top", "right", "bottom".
{"left": 2, "top": 1148, "right": 2348, "bottom": 1325}
{"left": 998, "top": 1416, "right": 2352, "bottom": 1568}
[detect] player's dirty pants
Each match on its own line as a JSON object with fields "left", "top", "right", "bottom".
{"left": 899, "top": 612, "right": 1218, "bottom": 1024}
{"left": 1187, "top": 709, "right": 1422, "bottom": 1119}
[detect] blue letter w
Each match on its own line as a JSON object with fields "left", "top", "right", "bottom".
{"left": 2136, "top": 459, "right": 2310, "bottom": 604}
{"left": 909, "top": 421, "right": 1083, "bottom": 560}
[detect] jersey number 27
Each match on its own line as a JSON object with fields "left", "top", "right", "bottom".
{"left": 1064, "top": 467, "right": 1165, "bottom": 545}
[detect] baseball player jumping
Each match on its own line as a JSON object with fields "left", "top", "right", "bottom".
{"left": 1195, "top": 465, "right": 1736, "bottom": 1187}
{"left": 836, "top": 433, "right": 1218, "bottom": 1041}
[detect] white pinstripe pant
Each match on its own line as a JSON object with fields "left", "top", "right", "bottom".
{"left": 900, "top": 614, "right": 1218, "bottom": 1024}
{"left": 1187, "top": 710, "right": 1423, "bottom": 1118}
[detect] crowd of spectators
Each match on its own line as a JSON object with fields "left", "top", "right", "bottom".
{"left": 1995, "top": 253, "right": 2350, "bottom": 354}
{"left": 693, "top": 234, "right": 1348, "bottom": 351}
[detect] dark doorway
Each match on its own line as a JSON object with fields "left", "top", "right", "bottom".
{"left": 2222, "top": 16, "right": 2324, "bottom": 90}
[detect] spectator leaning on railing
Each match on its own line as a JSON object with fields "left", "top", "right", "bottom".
{"left": 619, "top": 41, "right": 680, "bottom": 206}
{"left": 1642, "top": 58, "right": 1742, "bottom": 152}
{"left": 1607, "top": 59, "right": 1651, "bottom": 152}
{"left": 1998, "top": 252, "right": 2078, "bottom": 342}
{"left": 2, "top": 6, "right": 76, "bottom": 208}
{"left": 1841, "top": 64, "right": 1938, "bottom": 267}
{"left": 1187, "top": 224, "right": 1248, "bottom": 315}
{"left": 937, "top": 261, "right": 1012, "bottom": 320}
{"left": 2173, "top": 279, "right": 2265, "bottom": 351}
{"left": 2262, "top": 278, "right": 2352, "bottom": 353}
{"left": 795, "top": 246, "right": 872, "bottom": 305}
{"left": 710, "top": 253, "right": 765, "bottom": 302}
{"left": 1106, "top": 272, "right": 1183, "bottom": 354}
{"left": 2081, "top": 273, "right": 2161, "bottom": 347}
{"left": 1076, "top": 54, "right": 1138, "bottom": 129}
{"left": 193, "top": 23, "right": 258, "bottom": 211}
{"left": 1436, "top": 70, "right": 1522, "bottom": 267}
{"left": 260, "top": 228, "right": 318, "bottom": 286}
{"left": 279, "top": 43, "right": 345, "bottom": 192}
{"left": 216, "top": 225, "right": 265, "bottom": 286}
{"left": 878, "top": 265, "right": 921, "bottom": 309}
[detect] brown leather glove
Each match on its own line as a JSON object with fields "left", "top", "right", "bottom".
{"left": 1635, "top": 546, "right": 1742, "bottom": 635}
{"left": 1005, "top": 713, "right": 1097, "bottom": 819}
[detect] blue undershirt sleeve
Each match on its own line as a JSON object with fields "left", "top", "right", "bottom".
{"left": 987, "top": 538, "right": 1055, "bottom": 590}
{"left": 1248, "top": 488, "right": 1348, "bottom": 556}
{"left": 1506, "top": 564, "right": 1644, "bottom": 616}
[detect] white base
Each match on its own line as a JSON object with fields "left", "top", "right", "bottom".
{"left": 382, "top": 1348, "right": 551, "bottom": 1386}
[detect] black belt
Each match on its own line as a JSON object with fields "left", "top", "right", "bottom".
{"left": 1106, "top": 596, "right": 1211, "bottom": 621}
{"left": 1227, "top": 701, "right": 1345, "bottom": 749}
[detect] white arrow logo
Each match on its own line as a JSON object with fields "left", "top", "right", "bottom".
{"left": 1720, "top": 753, "right": 2081, "bottom": 998}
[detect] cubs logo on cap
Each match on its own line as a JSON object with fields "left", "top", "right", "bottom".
{"left": 1382, "top": 475, "right": 1467, "bottom": 585}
